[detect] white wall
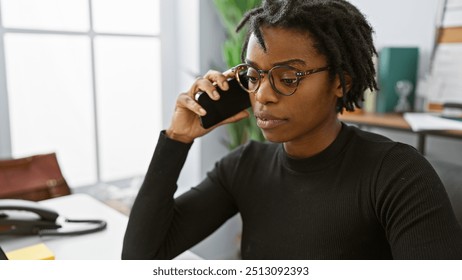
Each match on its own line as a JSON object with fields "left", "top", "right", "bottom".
{"left": 0, "top": 32, "right": 11, "bottom": 158}
{"left": 349, "top": 0, "right": 440, "bottom": 76}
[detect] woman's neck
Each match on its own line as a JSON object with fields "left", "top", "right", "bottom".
{"left": 283, "top": 118, "right": 342, "bottom": 159}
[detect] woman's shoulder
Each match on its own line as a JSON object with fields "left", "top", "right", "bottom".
{"left": 343, "top": 124, "right": 424, "bottom": 164}
{"left": 345, "top": 124, "right": 404, "bottom": 153}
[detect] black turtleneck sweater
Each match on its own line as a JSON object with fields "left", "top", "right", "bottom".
{"left": 122, "top": 123, "right": 462, "bottom": 259}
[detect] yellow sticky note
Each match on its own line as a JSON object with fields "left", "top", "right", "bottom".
{"left": 6, "top": 243, "right": 55, "bottom": 260}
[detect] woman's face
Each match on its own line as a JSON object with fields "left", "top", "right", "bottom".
{"left": 246, "top": 26, "right": 343, "bottom": 148}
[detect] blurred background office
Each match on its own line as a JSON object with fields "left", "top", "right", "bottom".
{"left": 0, "top": 0, "right": 461, "bottom": 259}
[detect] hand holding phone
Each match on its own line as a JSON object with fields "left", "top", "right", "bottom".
{"left": 195, "top": 75, "right": 251, "bottom": 129}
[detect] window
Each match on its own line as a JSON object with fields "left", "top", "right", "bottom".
{"left": 0, "top": 0, "right": 162, "bottom": 186}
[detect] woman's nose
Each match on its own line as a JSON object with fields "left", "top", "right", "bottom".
{"left": 254, "top": 78, "right": 279, "bottom": 105}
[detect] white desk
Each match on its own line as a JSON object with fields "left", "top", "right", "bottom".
{"left": 0, "top": 193, "right": 201, "bottom": 260}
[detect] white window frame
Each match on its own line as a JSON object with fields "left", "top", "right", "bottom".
{"left": 0, "top": 1, "right": 167, "bottom": 183}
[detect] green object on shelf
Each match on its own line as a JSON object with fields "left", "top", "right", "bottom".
{"left": 376, "top": 47, "right": 419, "bottom": 113}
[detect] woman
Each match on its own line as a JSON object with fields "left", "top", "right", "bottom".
{"left": 122, "top": 0, "right": 462, "bottom": 259}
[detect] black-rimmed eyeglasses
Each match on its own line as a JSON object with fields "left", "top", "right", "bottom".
{"left": 232, "top": 63, "right": 330, "bottom": 96}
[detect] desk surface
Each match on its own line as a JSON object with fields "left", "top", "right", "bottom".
{"left": 339, "top": 112, "right": 462, "bottom": 138}
{"left": 0, "top": 194, "right": 201, "bottom": 260}
{"left": 339, "top": 112, "right": 411, "bottom": 130}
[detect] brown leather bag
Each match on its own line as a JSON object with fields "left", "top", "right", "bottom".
{"left": 0, "top": 153, "right": 71, "bottom": 201}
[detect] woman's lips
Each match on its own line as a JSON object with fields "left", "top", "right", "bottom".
{"left": 255, "top": 113, "right": 287, "bottom": 129}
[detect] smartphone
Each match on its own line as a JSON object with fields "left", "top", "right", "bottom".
{"left": 195, "top": 75, "right": 251, "bottom": 129}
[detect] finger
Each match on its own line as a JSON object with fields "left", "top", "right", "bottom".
{"left": 221, "top": 68, "right": 239, "bottom": 90}
{"left": 223, "top": 68, "right": 235, "bottom": 78}
{"left": 178, "top": 93, "right": 206, "bottom": 116}
{"left": 204, "top": 70, "right": 230, "bottom": 91}
{"left": 191, "top": 77, "right": 220, "bottom": 101}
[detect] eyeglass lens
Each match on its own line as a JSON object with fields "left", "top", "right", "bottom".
{"left": 236, "top": 65, "right": 299, "bottom": 96}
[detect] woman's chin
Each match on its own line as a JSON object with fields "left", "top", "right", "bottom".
{"left": 261, "top": 131, "right": 286, "bottom": 143}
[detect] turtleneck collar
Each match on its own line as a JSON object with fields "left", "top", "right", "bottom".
{"left": 279, "top": 122, "right": 352, "bottom": 173}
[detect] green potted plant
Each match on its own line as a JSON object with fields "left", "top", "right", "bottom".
{"left": 213, "top": 0, "right": 265, "bottom": 150}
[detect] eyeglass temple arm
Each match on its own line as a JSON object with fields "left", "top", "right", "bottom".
{"left": 299, "top": 66, "right": 330, "bottom": 76}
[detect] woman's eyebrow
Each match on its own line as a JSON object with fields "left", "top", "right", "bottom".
{"left": 273, "top": 59, "right": 306, "bottom": 67}
{"left": 245, "top": 58, "right": 307, "bottom": 68}
{"left": 245, "top": 59, "right": 258, "bottom": 67}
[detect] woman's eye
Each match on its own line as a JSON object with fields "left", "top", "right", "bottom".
{"left": 281, "top": 78, "right": 298, "bottom": 86}
{"left": 246, "top": 75, "right": 259, "bottom": 83}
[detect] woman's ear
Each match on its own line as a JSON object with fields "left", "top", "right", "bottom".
{"left": 334, "top": 73, "right": 352, "bottom": 98}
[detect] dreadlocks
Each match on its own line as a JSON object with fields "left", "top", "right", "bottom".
{"left": 236, "top": 0, "right": 378, "bottom": 112}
